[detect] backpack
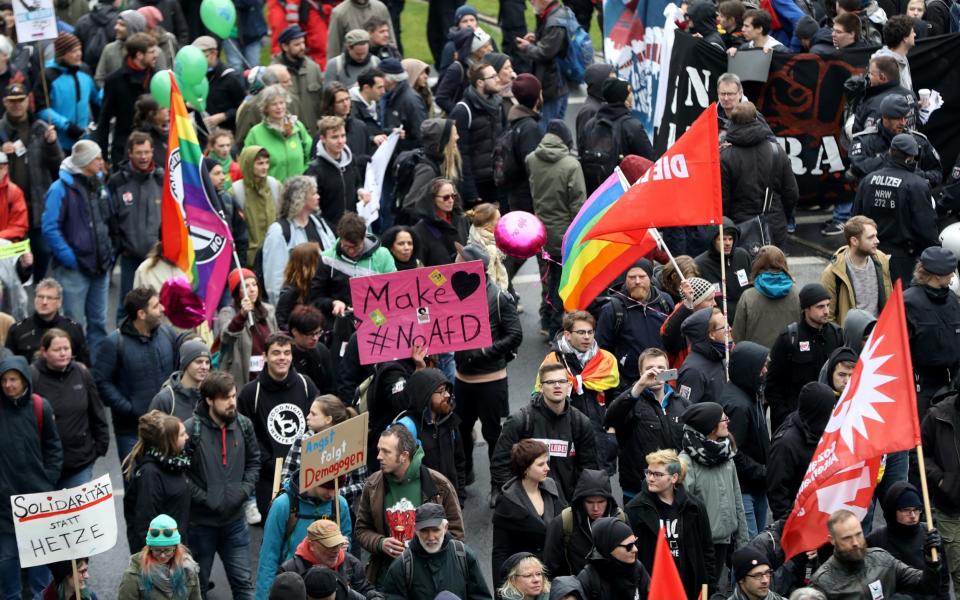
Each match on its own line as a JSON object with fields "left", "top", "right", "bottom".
{"left": 580, "top": 116, "right": 627, "bottom": 190}
{"left": 492, "top": 124, "right": 522, "bottom": 188}
{"left": 251, "top": 216, "right": 334, "bottom": 297}
{"left": 554, "top": 8, "right": 594, "bottom": 84}
{"left": 394, "top": 149, "right": 436, "bottom": 213}
{"left": 81, "top": 27, "right": 111, "bottom": 72}
{"left": 841, "top": 74, "right": 868, "bottom": 149}
{"left": 401, "top": 539, "right": 468, "bottom": 588}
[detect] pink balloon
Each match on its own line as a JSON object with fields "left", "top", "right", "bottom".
{"left": 160, "top": 277, "right": 207, "bottom": 329}
{"left": 494, "top": 211, "right": 547, "bottom": 260}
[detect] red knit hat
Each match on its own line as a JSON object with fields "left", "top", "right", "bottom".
{"left": 54, "top": 33, "right": 81, "bottom": 59}
{"left": 228, "top": 268, "right": 256, "bottom": 294}
{"left": 620, "top": 155, "right": 654, "bottom": 184}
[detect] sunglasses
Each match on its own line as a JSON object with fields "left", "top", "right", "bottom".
{"left": 149, "top": 527, "right": 178, "bottom": 538}
{"left": 435, "top": 193, "right": 458, "bottom": 200}
{"left": 617, "top": 541, "right": 637, "bottom": 552}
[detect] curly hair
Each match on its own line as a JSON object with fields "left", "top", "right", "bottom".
{"left": 258, "top": 84, "right": 290, "bottom": 119}
{"left": 279, "top": 175, "right": 317, "bottom": 220}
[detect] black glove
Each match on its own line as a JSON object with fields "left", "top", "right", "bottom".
{"left": 924, "top": 528, "right": 942, "bottom": 561}
{"left": 66, "top": 123, "right": 85, "bottom": 139}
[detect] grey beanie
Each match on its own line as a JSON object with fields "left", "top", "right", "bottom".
{"left": 66, "top": 140, "right": 101, "bottom": 169}
{"left": 178, "top": 338, "right": 211, "bottom": 371}
{"left": 119, "top": 9, "right": 146, "bottom": 34}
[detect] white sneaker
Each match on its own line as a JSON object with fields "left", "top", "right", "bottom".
{"left": 244, "top": 499, "right": 261, "bottom": 525}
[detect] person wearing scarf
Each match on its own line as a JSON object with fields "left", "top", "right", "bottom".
{"left": 576, "top": 517, "right": 650, "bottom": 600}
{"left": 118, "top": 514, "right": 201, "bottom": 599}
{"left": 732, "top": 245, "right": 801, "bottom": 349}
{"left": 278, "top": 519, "right": 378, "bottom": 598}
{"left": 537, "top": 311, "right": 620, "bottom": 475}
{"left": 679, "top": 402, "right": 749, "bottom": 592}
{"left": 42, "top": 558, "right": 98, "bottom": 600}
{"left": 96, "top": 32, "right": 157, "bottom": 167}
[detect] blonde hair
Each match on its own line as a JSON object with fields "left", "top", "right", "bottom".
{"left": 498, "top": 556, "right": 551, "bottom": 598}
{"left": 646, "top": 449, "right": 687, "bottom": 483}
{"left": 442, "top": 129, "right": 461, "bottom": 183}
{"left": 464, "top": 202, "right": 499, "bottom": 228}
{"left": 318, "top": 115, "right": 346, "bottom": 138}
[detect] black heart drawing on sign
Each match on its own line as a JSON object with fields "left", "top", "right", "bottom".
{"left": 451, "top": 271, "right": 481, "bottom": 301}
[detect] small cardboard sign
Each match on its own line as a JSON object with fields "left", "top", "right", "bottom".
{"left": 349, "top": 261, "right": 493, "bottom": 365}
{"left": 10, "top": 474, "right": 117, "bottom": 568}
{"left": 299, "top": 412, "right": 369, "bottom": 492}
{"left": 13, "top": 0, "right": 58, "bottom": 42}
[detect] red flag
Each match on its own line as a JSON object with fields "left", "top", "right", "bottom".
{"left": 648, "top": 526, "right": 687, "bottom": 600}
{"left": 585, "top": 104, "right": 722, "bottom": 242}
{"left": 780, "top": 281, "right": 921, "bottom": 558}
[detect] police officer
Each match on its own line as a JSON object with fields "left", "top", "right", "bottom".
{"left": 904, "top": 246, "right": 960, "bottom": 420}
{"left": 853, "top": 133, "right": 939, "bottom": 283}
{"left": 848, "top": 95, "right": 942, "bottom": 187}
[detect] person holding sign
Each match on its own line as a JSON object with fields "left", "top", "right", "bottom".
{"left": 118, "top": 514, "right": 201, "bottom": 600}
{"left": 43, "top": 557, "right": 98, "bottom": 600}
{"left": 0, "top": 355, "right": 62, "bottom": 600}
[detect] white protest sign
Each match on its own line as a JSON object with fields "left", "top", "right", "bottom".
{"left": 13, "top": 0, "right": 58, "bottom": 42}
{"left": 10, "top": 474, "right": 117, "bottom": 568}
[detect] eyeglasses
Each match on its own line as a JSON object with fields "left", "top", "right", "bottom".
{"left": 435, "top": 193, "right": 458, "bottom": 201}
{"left": 617, "top": 541, "right": 637, "bottom": 552}
{"left": 710, "top": 326, "right": 730, "bottom": 333}
{"left": 149, "top": 547, "right": 176, "bottom": 556}
{"left": 571, "top": 329, "right": 594, "bottom": 336}
{"left": 720, "top": 416, "right": 730, "bottom": 423}
{"left": 149, "top": 527, "right": 178, "bottom": 538}
{"left": 897, "top": 507, "right": 921, "bottom": 514}
{"left": 36, "top": 294, "right": 61, "bottom": 302}
{"left": 542, "top": 379, "right": 569, "bottom": 387}
{"left": 304, "top": 330, "right": 323, "bottom": 339}
{"left": 718, "top": 92, "right": 740, "bottom": 97}
{"left": 644, "top": 469, "right": 669, "bottom": 478}
{"left": 745, "top": 569, "right": 774, "bottom": 581}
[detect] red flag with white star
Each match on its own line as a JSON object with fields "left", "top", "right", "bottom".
{"left": 780, "top": 280, "right": 921, "bottom": 558}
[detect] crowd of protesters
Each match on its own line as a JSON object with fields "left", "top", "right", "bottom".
{"left": 0, "top": 0, "right": 959, "bottom": 598}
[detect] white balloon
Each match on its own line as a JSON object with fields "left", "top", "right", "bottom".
{"left": 939, "top": 222, "right": 960, "bottom": 258}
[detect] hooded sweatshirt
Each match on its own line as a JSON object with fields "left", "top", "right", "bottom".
{"left": 403, "top": 368, "right": 464, "bottom": 497}
{"left": 723, "top": 341, "right": 771, "bottom": 495}
{"left": 576, "top": 64, "right": 616, "bottom": 149}
{"left": 231, "top": 145, "right": 280, "bottom": 265}
{"left": 688, "top": 0, "right": 726, "bottom": 49}
{"left": 527, "top": 133, "right": 587, "bottom": 258}
{"left": 841, "top": 308, "right": 877, "bottom": 355}
{"left": 694, "top": 216, "right": 753, "bottom": 324}
{"left": 677, "top": 308, "right": 727, "bottom": 405}
{"left": 148, "top": 371, "right": 202, "bottom": 423}
{"left": 306, "top": 142, "right": 362, "bottom": 226}
{"left": 817, "top": 346, "right": 859, "bottom": 396}
{"left": 237, "top": 366, "right": 318, "bottom": 466}
{"left": 309, "top": 234, "right": 396, "bottom": 319}
{"left": 0, "top": 355, "right": 62, "bottom": 536}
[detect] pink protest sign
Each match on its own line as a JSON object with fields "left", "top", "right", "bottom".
{"left": 350, "top": 261, "right": 493, "bottom": 365}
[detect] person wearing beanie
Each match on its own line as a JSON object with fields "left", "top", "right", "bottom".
{"left": 764, "top": 282, "right": 843, "bottom": 434}
{"left": 503, "top": 73, "right": 545, "bottom": 214}
{"left": 34, "top": 33, "right": 97, "bottom": 152}
{"left": 118, "top": 514, "right": 201, "bottom": 599}
{"left": 42, "top": 557, "right": 99, "bottom": 600}
{"left": 680, "top": 401, "right": 749, "bottom": 590}
{"left": 515, "top": 0, "right": 578, "bottom": 132}
{"left": 438, "top": 4, "right": 498, "bottom": 71}
{"left": 434, "top": 27, "right": 487, "bottom": 115}
{"left": 219, "top": 263, "right": 280, "bottom": 390}
{"left": 677, "top": 307, "right": 729, "bottom": 406}
{"left": 449, "top": 60, "right": 506, "bottom": 208}
{"left": 270, "top": 572, "right": 306, "bottom": 600}
{"left": 767, "top": 381, "right": 836, "bottom": 520}
{"left": 576, "top": 516, "right": 651, "bottom": 600}
{"left": 74, "top": 0, "right": 124, "bottom": 72}
{"left": 92, "top": 9, "right": 153, "bottom": 86}
{"left": 148, "top": 337, "right": 211, "bottom": 423}
{"left": 271, "top": 25, "right": 325, "bottom": 139}
{"left": 579, "top": 78, "right": 654, "bottom": 194}
{"left": 575, "top": 63, "right": 615, "bottom": 149}
{"left": 732, "top": 246, "right": 801, "bottom": 349}
{"left": 694, "top": 216, "right": 753, "bottom": 325}
{"left": 730, "top": 546, "right": 783, "bottom": 599}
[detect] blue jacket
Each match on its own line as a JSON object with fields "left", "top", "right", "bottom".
{"left": 595, "top": 285, "right": 674, "bottom": 383}
{"left": 42, "top": 166, "right": 113, "bottom": 275}
{"left": 234, "top": 0, "right": 267, "bottom": 44}
{"left": 255, "top": 478, "right": 352, "bottom": 600}
{"left": 92, "top": 319, "right": 177, "bottom": 434}
{"left": 36, "top": 60, "right": 98, "bottom": 151}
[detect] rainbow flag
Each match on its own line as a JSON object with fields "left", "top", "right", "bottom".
{"left": 160, "top": 78, "right": 234, "bottom": 322}
{"left": 559, "top": 169, "right": 656, "bottom": 311}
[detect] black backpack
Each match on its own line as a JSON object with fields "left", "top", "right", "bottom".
{"left": 492, "top": 123, "right": 522, "bottom": 188}
{"left": 580, "top": 116, "right": 627, "bottom": 191}
{"left": 251, "top": 218, "right": 328, "bottom": 297}
{"left": 394, "top": 149, "right": 437, "bottom": 213}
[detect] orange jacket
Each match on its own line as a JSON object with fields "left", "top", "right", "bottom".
{"left": 0, "top": 177, "right": 29, "bottom": 241}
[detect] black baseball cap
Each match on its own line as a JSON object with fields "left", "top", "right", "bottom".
{"left": 3, "top": 83, "right": 27, "bottom": 100}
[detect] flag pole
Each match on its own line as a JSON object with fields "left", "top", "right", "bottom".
{"left": 718, "top": 221, "right": 730, "bottom": 381}
{"left": 71, "top": 559, "right": 81, "bottom": 600}
{"left": 649, "top": 228, "right": 688, "bottom": 285}
{"left": 232, "top": 248, "right": 256, "bottom": 327}
{"left": 701, "top": 583, "right": 708, "bottom": 600}
{"left": 914, "top": 442, "right": 939, "bottom": 562}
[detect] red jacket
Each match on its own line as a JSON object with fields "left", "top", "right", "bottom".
{"left": 268, "top": 0, "right": 339, "bottom": 68}
{"left": 0, "top": 177, "right": 29, "bottom": 241}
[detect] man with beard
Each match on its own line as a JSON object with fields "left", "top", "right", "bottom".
{"left": 596, "top": 259, "right": 674, "bottom": 388}
{"left": 820, "top": 216, "right": 892, "bottom": 325}
{"left": 185, "top": 370, "right": 259, "bottom": 599}
{"left": 695, "top": 218, "right": 752, "bottom": 325}
{"left": 539, "top": 311, "right": 620, "bottom": 475}
{"left": 93, "top": 286, "right": 176, "bottom": 460}
{"left": 811, "top": 509, "right": 942, "bottom": 599}
{"left": 96, "top": 33, "right": 158, "bottom": 168}
{"left": 381, "top": 503, "right": 490, "bottom": 599}
{"left": 728, "top": 547, "right": 784, "bottom": 600}
{"left": 271, "top": 25, "right": 324, "bottom": 139}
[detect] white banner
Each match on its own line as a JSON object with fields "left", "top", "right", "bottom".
{"left": 13, "top": 0, "right": 58, "bottom": 42}
{"left": 10, "top": 474, "right": 117, "bottom": 568}
{"left": 359, "top": 130, "right": 401, "bottom": 224}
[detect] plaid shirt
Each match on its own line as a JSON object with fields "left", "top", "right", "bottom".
{"left": 281, "top": 433, "right": 368, "bottom": 506}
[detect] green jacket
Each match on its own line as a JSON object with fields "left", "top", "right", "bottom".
{"left": 243, "top": 120, "right": 313, "bottom": 183}
{"left": 381, "top": 535, "right": 492, "bottom": 600}
{"left": 526, "top": 133, "right": 586, "bottom": 258}
{"left": 117, "top": 550, "right": 202, "bottom": 600}
{"left": 230, "top": 145, "right": 281, "bottom": 265}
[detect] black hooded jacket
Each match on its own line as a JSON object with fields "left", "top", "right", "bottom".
{"left": 123, "top": 452, "right": 191, "bottom": 552}
{"left": 403, "top": 368, "right": 465, "bottom": 499}
{"left": 625, "top": 484, "right": 714, "bottom": 600}
{"left": 595, "top": 282, "right": 674, "bottom": 384}
{"left": 721, "top": 117, "right": 799, "bottom": 247}
{"left": 694, "top": 217, "right": 753, "bottom": 324}
{"left": 542, "top": 469, "right": 625, "bottom": 577}
{"left": 576, "top": 63, "right": 615, "bottom": 151}
{"left": 492, "top": 475, "right": 567, "bottom": 585}
{"left": 688, "top": 0, "right": 726, "bottom": 50}
{"left": 865, "top": 481, "right": 952, "bottom": 600}
{"left": 236, "top": 366, "right": 318, "bottom": 467}
{"left": 587, "top": 103, "right": 655, "bottom": 163}
{"left": 677, "top": 308, "right": 726, "bottom": 405}
{"left": 721, "top": 341, "right": 770, "bottom": 496}
{"left": 366, "top": 358, "right": 416, "bottom": 472}
{"left": 577, "top": 517, "right": 652, "bottom": 600}
{"left": 767, "top": 382, "right": 835, "bottom": 519}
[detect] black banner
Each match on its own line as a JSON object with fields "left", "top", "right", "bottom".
{"left": 655, "top": 32, "right": 960, "bottom": 204}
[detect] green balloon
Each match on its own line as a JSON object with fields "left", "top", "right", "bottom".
{"left": 200, "top": 0, "right": 236, "bottom": 40}
{"left": 184, "top": 78, "right": 209, "bottom": 112}
{"left": 150, "top": 70, "right": 174, "bottom": 109}
{"left": 175, "top": 46, "right": 207, "bottom": 87}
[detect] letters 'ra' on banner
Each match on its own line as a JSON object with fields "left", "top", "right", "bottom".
{"left": 349, "top": 261, "right": 493, "bottom": 365}
{"left": 780, "top": 281, "right": 921, "bottom": 558}
{"left": 10, "top": 474, "right": 117, "bottom": 568}
{"left": 300, "top": 412, "right": 369, "bottom": 493}
{"left": 586, "top": 104, "right": 722, "bottom": 242}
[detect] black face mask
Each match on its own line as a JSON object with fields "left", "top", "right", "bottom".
{"left": 922, "top": 284, "right": 950, "bottom": 301}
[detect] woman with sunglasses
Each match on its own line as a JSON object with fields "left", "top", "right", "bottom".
{"left": 576, "top": 516, "right": 650, "bottom": 600}
{"left": 498, "top": 552, "right": 551, "bottom": 600}
{"left": 412, "top": 177, "right": 469, "bottom": 267}
{"left": 121, "top": 410, "right": 191, "bottom": 554}
{"left": 118, "top": 514, "right": 201, "bottom": 600}
{"left": 492, "top": 439, "right": 567, "bottom": 587}
{"left": 679, "top": 401, "right": 749, "bottom": 593}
